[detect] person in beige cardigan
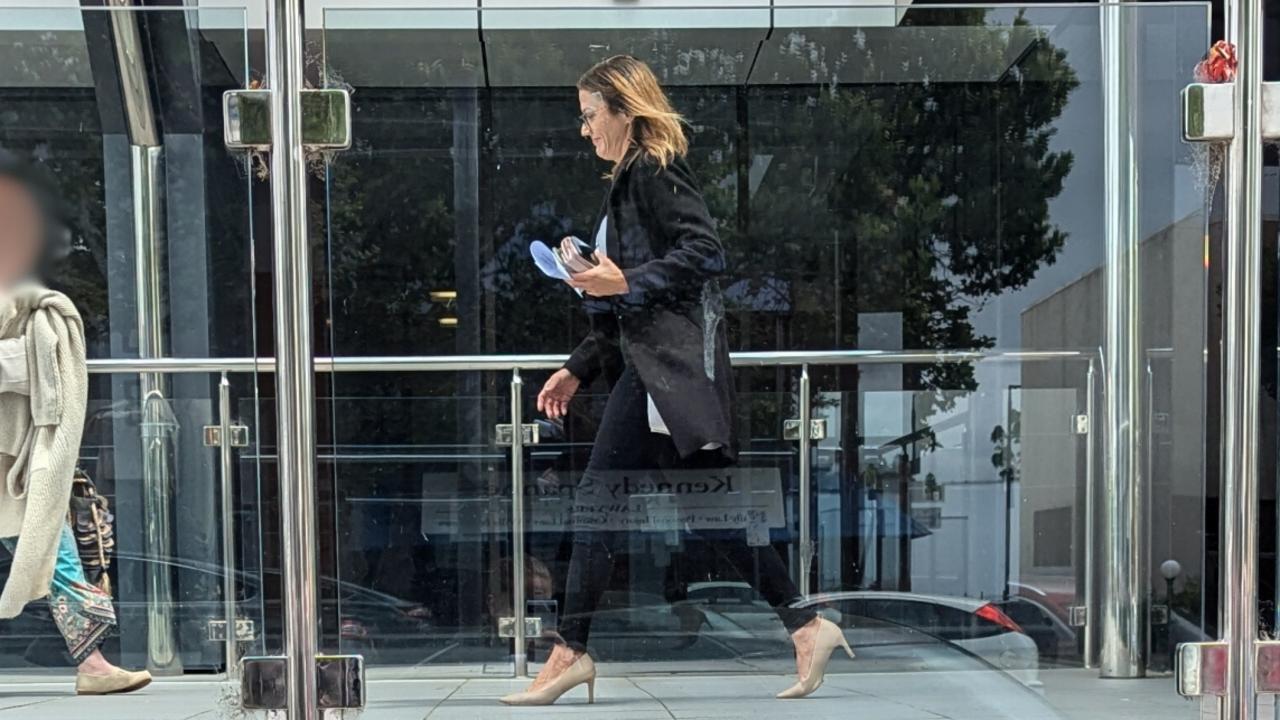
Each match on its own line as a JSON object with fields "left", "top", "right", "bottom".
{"left": 0, "top": 155, "right": 150, "bottom": 695}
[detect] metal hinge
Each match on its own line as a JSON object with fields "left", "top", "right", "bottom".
{"left": 783, "top": 419, "right": 828, "bottom": 441}
{"left": 203, "top": 424, "right": 250, "bottom": 448}
{"left": 497, "top": 616, "right": 544, "bottom": 639}
{"left": 1182, "top": 82, "right": 1280, "bottom": 142}
{"left": 495, "top": 424, "right": 540, "bottom": 447}
{"left": 207, "top": 618, "right": 257, "bottom": 642}
{"left": 223, "top": 88, "right": 352, "bottom": 151}
{"left": 241, "top": 654, "right": 365, "bottom": 710}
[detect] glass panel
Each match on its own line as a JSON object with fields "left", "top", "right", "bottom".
{"left": 320, "top": 378, "right": 516, "bottom": 675}
{"left": 0, "top": 2, "right": 264, "bottom": 690}
{"left": 523, "top": 381, "right": 801, "bottom": 672}
{"left": 0, "top": 372, "right": 265, "bottom": 675}
{"left": 307, "top": 2, "right": 1210, "bottom": 719}
{"left": 809, "top": 358, "right": 1089, "bottom": 677}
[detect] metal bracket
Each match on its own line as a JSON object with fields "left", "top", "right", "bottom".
{"left": 1182, "top": 82, "right": 1280, "bottom": 142}
{"left": 498, "top": 616, "right": 544, "bottom": 639}
{"left": 495, "top": 423, "right": 540, "bottom": 447}
{"left": 1175, "top": 641, "right": 1280, "bottom": 697}
{"left": 207, "top": 618, "right": 257, "bottom": 642}
{"left": 203, "top": 424, "right": 250, "bottom": 448}
{"left": 1067, "top": 605, "right": 1088, "bottom": 628}
{"left": 783, "top": 419, "right": 828, "bottom": 441}
{"left": 1073, "top": 414, "right": 1090, "bottom": 435}
{"left": 1176, "top": 642, "right": 1228, "bottom": 697}
{"left": 1258, "top": 641, "right": 1280, "bottom": 693}
{"left": 223, "top": 88, "right": 353, "bottom": 151}
{"left": 1150, "top": 604, "right": 1169, "bottom": 626}
{"left": 241, "top": 654, "right": 365, "bottom": 710}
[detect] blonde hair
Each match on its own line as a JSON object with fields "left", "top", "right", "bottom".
{"left": 578, "top": 55, "right": 688, "bottom": 174}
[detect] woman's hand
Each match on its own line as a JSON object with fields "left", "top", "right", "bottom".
{"left": 537, "top": 368, "right": 581, "bottom": 419}
{"left": 567, "top": 250, "right": 629, "bottom": 297}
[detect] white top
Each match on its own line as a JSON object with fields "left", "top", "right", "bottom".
{"left": 0, "top": 338, "right": 27, "bottom": 396}
{"left": 595, "top": 217, "right": 719, "bottom": 450}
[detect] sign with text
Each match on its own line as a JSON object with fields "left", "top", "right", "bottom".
{"left": 417, "top": 467, "right": 787, "bottom": 537}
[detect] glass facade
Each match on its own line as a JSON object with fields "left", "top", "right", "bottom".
{"left": 0, "top": 1, "right": 1276, "bottom": 718}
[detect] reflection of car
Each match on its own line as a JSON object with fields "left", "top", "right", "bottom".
{"left": 995, "top": 596, "right": 1078, "bottom": 667}
{"left": 792, "top": 591, "right": 1042, "bottom": 687}
{"left": 0, "top": 552, "right": 435, "bottom": 670}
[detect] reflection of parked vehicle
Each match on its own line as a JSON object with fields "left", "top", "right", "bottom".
{"left": 995, "top": 596, "right": 1078, "bottom": 667}
{"left": 792, "top": 591, "right": 1042, "bottom": 687}
{"left": 0, "top": 552, "right": 435, "bottom": 670}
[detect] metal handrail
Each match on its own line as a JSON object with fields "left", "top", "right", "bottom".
{"left": 85, "top": 348, "right": 1097, "bottom": 374}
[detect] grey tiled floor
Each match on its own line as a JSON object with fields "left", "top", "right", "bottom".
{"left": 0, "top": 669, "right": 1225, "bottom": 720}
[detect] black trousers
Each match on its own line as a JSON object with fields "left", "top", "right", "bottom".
{"left": 558, "top": 365, "right": 816, "bottom": 651}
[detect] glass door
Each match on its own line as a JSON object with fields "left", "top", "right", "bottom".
{"left": 298, "top": 2, "right": 1217, "bottom": 719}
{"left": 314, "top": 6, "right": 520, "bottom": 678}
{"left": 0, "top": 3, "right": 267, "bottom": 681}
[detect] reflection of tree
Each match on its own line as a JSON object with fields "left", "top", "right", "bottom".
{"left": 313, "top": 94, "right": 457, "bottom": 359}
{"left": 315, "top": 11, "right": 1080, "bottom": 467}
{"left": 714, "top": 12, "right": 1074, "bottom": 417}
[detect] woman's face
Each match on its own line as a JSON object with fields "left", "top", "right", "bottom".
{"left": 578, "top": 88, "right": 630, "bottom": 163}
{"left": 0, "top": 178, "right": 42, "bottom": 289}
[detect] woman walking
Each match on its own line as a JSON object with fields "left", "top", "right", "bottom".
{"left": 0, "top": 154, "right": 151, "bottom": 695}
{"left": 500, "top": 56, "right": 852, "bottom": 707}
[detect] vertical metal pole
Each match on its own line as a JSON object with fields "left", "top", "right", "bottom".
{"left": 132, "top": 141, "right": 182, "bottom": 675}
{"left": 1002, "top": 386, "right": 1014, "bottom": 601}
{"left": 266, "top": 0, "right": 319, "bottom": 717}
{"left": 1144, "top": 358, "right": 1156, "bottom": 667}
{"left": 798, "top": 364, "right": 813, "bottom": 596}
{"left": 1084, "top": 359, "right": 1097, "bottom": 669}
{"left": 108, "top": 4, "right": 178, "bottom": 674}
{"left": 1220, "top": 0, "right": 1264, "bottom": 715}
{"left": 218, "top": 374, "right": 240, "bottom": 680}
{"left": 1099, "top": 0, "right": 1147, "bottom": 679}
{"left": 510, "top": 370, "right": 528, "bottom": 677}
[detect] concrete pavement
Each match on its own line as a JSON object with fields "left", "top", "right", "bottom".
{"left": 0, "top": 668, "right": 1220, "bottom": 720}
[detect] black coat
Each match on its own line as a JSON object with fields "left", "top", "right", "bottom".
{"left": 563, "top": 152, "right": 736, "bottom": 461}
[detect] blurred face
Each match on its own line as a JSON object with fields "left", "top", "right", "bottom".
{"left": 529, "top": 571, "right": 552, "bottom": 600}
{"left": 578, "top": 88, "right": 631, "bottom": 163}
{"left": 0, "top": 177, "right": 42, "bottom": 289}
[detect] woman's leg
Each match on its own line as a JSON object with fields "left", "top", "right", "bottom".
{"left": 45, "top": 524, "right": 117, "bottom": 667}
{"left": 708, "top": 538, "right": 817, "bottom": 633}
{"left": 664, "top": 450, "right": 817, "bottom": 636}
{"left": 2, "top": 525, "right": 120, "bottom": 672}
{"left": 703, "top": 533, "right": 825, "bottom": 678}
{"left": 556, "top": 532, "right": 621, "bottom": 654}
{"left": 531, "top": 366, "right": 658, "bottom": 687}
{"left": 665, "top": 450, "right": 822, "bottom": 676}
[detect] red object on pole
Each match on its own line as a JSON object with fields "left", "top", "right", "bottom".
{"left": 1194, "top": 40, "right": 1239, "bottom": 83}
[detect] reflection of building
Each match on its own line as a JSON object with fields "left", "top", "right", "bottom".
{"left": 1017, "top": 198, "right": 1280, "bottom": 628}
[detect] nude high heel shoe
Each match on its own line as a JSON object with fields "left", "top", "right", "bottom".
{"left": 777, "top": 617, "right": 855, "bottom": 699}
{"left": 499, "top": 654, "right": 597, "bottom": 706}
